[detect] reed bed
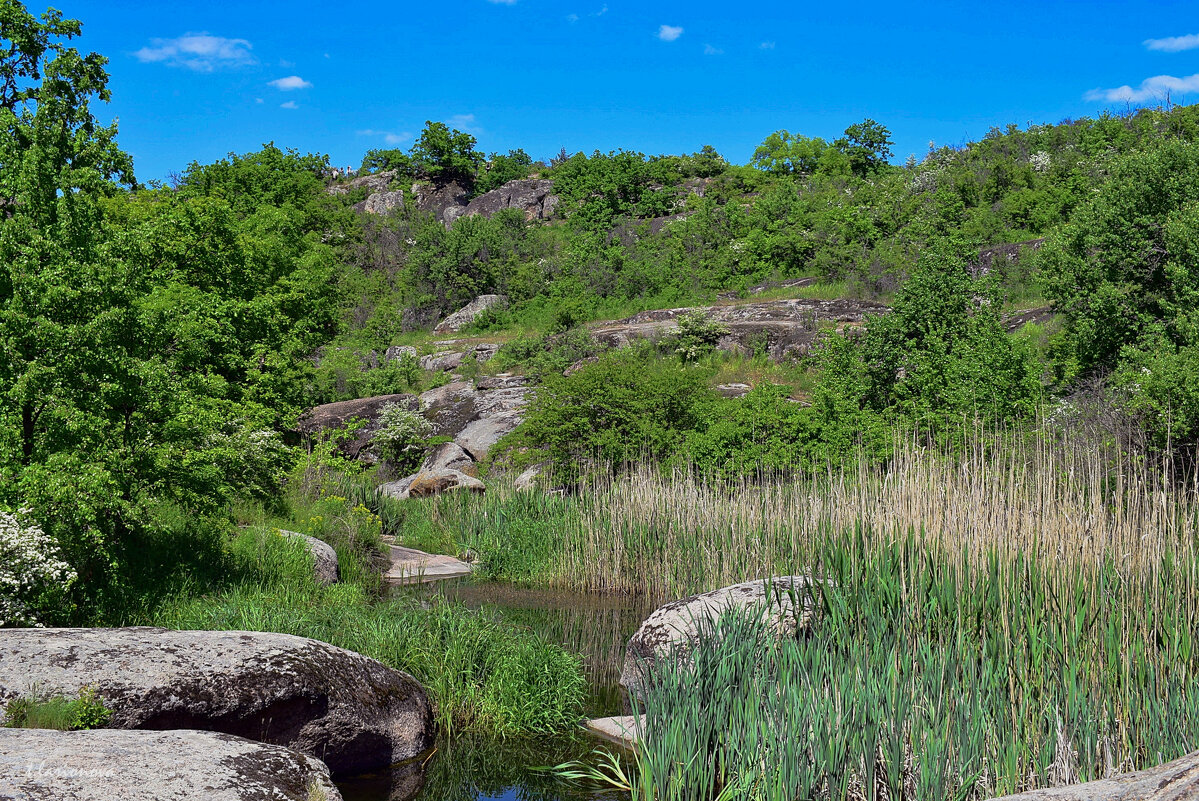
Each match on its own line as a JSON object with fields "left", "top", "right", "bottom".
{"left": 560, "top": 432, "right": 1199, "bottom": 598}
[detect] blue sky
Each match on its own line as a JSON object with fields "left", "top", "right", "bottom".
{"left": 61, "top": 0, "right": 1199, "bottom": 181}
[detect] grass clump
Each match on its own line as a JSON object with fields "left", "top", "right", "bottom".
{"left": 4, "top": 687, "right": 111, "bottom": 731}
{"left": 149, "top": 524, "right": 586, "bottom": 736}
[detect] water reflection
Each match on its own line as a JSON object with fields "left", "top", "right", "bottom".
{"left": 337, "top": 580, "right": 657, "bottom": 801}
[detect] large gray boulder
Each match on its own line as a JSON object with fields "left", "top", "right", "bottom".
{"left": 422, "top": 441, "right": 476, "bottom": 474}
{"left": 620, "top": 576, "right": 817, "bottom": 700}
{"left": 277, "top": 529, "right": 339, "bottom": 586}
{"left": 0, "top": 728, "right": 342, "bottom": 801}
{"left": 463, "top": 179, "right": 559, "bottom": 221}
{"left": 418, "top": 382, "right": 478, "bottom": 438}
{"left": 411, "top": 181, "right": 469, "bottom": 227}
{"left": 0, "top": 628, "right": 434, "bottom": 776}
{"left": 361, "top": 190, "right": 405, "bottom": 215}
{"left": 407, "top": 468, "right": 485, "bottom": 498}
{"left": 434, "top": 295, "right": 508, "bottom": 334}
{"left": 419, "top": 350, "right": 465, "bottom": 372}
{"left": 989, "top": 749, "right": 1199, "bottom": 799}
{"left": 298, "top": 394, "right": 417, "bottom": 460}
{"left": 454, "top": 413, "right": 522, "bottom": 461}
{"left": 328, "top": 170, "right": 395, "bottom": 196}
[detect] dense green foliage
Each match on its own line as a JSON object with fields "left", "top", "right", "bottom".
{"left": 3, "top": 687, "right": 111, "bottom": 731}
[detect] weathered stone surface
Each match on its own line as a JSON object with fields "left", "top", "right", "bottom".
{"left": 591, "top": 298, "right": 888, "bottom": 362}
{"left": 277, "top": 529, "right": 339, "bottom": 586}
{"left": 298, "top": 394, "right": 418, "bottom": 459}
{"left": 514, "top": 462, "right": 547, "bottom": 492}
{"left": 361, "top": 190, "right": 405, "bottom": 215}
{"left": 378, "top": 474, "right": 417, "bottom": 501}
{"left": 0, "top": 628, "right": 435, "bottom": 776}
{"left": 418, "top": 382, "right": 478, "bottom": 438}
{"left": 455, "top": 413, "right": 522, "bottom": 461}
{"left": 411, "top": 181, "right": 469, "bottom": 227}
{"left": 0, "top": 728, "right": 343, "bottom": 801}
{"left": 421, "top": 442, "right": 476, "bottom": 474}
{"left": 328, "top": 170, "right": 395, "bottom": 196}
{"left": 584, "top": 715, "right": 642, "bottom": 750}
{"left": 419, "top": 350, "right": 466, "bottom": 372}
{"left": 969, "top": 237, "right": 1045, "bottom": 279}
{"left": 988, "top": 749, "right": 1199, "bottom": 799}
{"left": 463, "top": 179, "right": 559, "bottom": 221}
{"left": 470, "top": 342, "right": 501, "bottom": 363}
{"left": 1003, "top": 306, "right": 1055, "bottom": 332}
{"left": 473, "top": 386, "right": 530, "bottom": 419}
{"left": 434, "top": 295, "right": 509, "bottom": 334}
{"left": 384, "top": 345, "right": 418, "bottom": 363}
{"left": 620, "top": 577, "right": 817, "bottom": 700}
{"left": 384, "top": 545, "right": 473, "bottom": 585}
{"left": 407, "top": 468, "right": 485, "bottom": 498}
{"left": 476, "top": 373, "right": 530, "bottom": 390}
{"left": 715, "top": 383, "right": 752, "bottom": 398}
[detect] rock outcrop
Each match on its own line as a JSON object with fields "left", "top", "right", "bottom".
{"left": 411, "top": 181, "right": 470, "bottom": 227}
{"left": 361, "top": 190, "right": 405, "bottom": 215}
{"left": 464, "top": 179, "right": 559, "bottom": 221}
{"left": 277, "top": 529, "right": 339, "bottom": 586}
{"left": 969, "top": 238, "right": 1045, "bottom": 279}
{"left": 988, "top": 749, "right": 1199, "bottom": 800}
{"left": 407, "top": 468, "right": 486, "bottom": 498}
{"left": 418, "top": 382, "right": 479, "bottom": 439}
{"left": 328, "top": 170, "right": 396, "bottom": 196}
{"left": 455, "top": 414, "right": 522, "bottom": 461}
{"left": 591, "top": 298, "right": 887, "bottom": 362}
{"left": 0, "top": 628, "right": 435, "bottom": 776}
{"left": 298, "top": 394, "right": 417, "bottom": 460}
{"left": 620, "top": 577, "right": 818, "bottom": 700}
{"left": 0, "top": 729, "right": 343, "bottom": 801}
{"left": 434, "top": 295, "right": 508, "bottom": 334}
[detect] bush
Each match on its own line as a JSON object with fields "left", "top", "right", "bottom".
{"left": 670, "top": 310, "right": 729, "bottom": 362}
{"left": 0, "top": 509, "right": 76, "bottom": 628}
{"left": 4, "top": 687, "right": 111, "bottom": 731}
{"left": 370, "top": 403, "right": 434, "bottom": 471}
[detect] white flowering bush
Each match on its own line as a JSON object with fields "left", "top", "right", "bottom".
{"left": 371, "top": 403, "right": 434, "bottom": 471}
{"left": 0, "top": 509, "right": 75, "bottom": 627}
{"left": 1029, "top": 150, "right": 1051, "bottom": 172}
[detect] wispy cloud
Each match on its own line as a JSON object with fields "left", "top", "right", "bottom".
{"left": 1144, "top": 34, "right": 1199, "bottom": 52}
{"left": 658, "top": 24, "right": 683, "bottom": 42}
{"left": 759, "top": 41, "right": 776, "bottom": 50}
{"left": 269, "top": 75, "right": 312, "bottom": 90}
{"left": 358, "top": 129, "right": 413, "bottom": 146}
{"left": 133, "top": 33, "right": 253, "bottom": 71}
{"left": 487, "top": 0, "right": 517, "bottom": 4}
{"left": 567, "top": 13, "right": 579, "bottom": 22}
{"left": 449, "top": 113, "right": 483, "bottom": 135}
{"left": 1085, "top": 73, "right": 1199, "bottom": 103}
{"left": 280, "top": 100, "right": 299, "bottom": 109}
{"left": 703, "top": 44, "right": 723, "bottom": 55}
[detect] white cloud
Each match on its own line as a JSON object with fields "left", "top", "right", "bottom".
{"left": 487, "top": 0, "right": 517, "bottom": 4}
{"left": 658, "top": 24, "right": 683, "bottom": 42}
{"left": 255, "top": 97, "right": 264, "bottom": 104}
{"left": 759, "top": 41, "right": 776, "bottom": 50}
{"left": 358, "top": 129, "right": 412, "bottom": 146}
{"left": 1144, "top": 34, "right": 1199, "bottom": 52}
{"left": 133, "top": 33, "right": 254, "bottom": 71}
{"left": 567, "top": 13, "right": 579, "bottom": 22}
{"left": 703, "top": 44, "right": 723, "bottom": 55}
{"left": 1085, "top": 73, "right": 1199, "bottom": 103}
{"left": 595, "top": 4, "right": 608, "bottom": 15}
{"left": 269, "top": 75, "right": 312, "bottom": 90}
{"left": 280, "top": 100, "right": 299, "bottom": 109}
{"left": 449, "top": 113, "right": 483, "bottom": 134}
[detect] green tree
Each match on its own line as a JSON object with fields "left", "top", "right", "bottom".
{"left": 836, "top": 118, "right": 894, "bottom": 177}
{"left": 360, "top": 148, "right": 414, "bottom": 177}
{"left": 476, "top": 148, "right": 533, "bottom": 193}
{"left": 751, "top": 130, "right": 830, "bottom": 175}
{"left": 410, "top": 120, "right": 483, "bottom": 187}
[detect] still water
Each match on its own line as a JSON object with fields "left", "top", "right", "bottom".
{"left": 336, "top": 581, "right": 661, "bottom": 801}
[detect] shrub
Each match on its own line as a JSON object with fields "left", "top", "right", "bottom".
{"left": 0, "top": 509, "right": 75, "bottom": 628}
{"left": 4, "top": 687, "right": 111, "bottom": 730}
{"left": 670, "top": 310, "right": 730, "bottom": 362}
{"left": 370, "top": 403, "right": 434, "bottom": 471}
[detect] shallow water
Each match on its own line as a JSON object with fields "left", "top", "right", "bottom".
{"left": 336, "top": 580, "right": 660, "bottom": 801}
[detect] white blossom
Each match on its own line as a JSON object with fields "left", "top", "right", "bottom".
{"left": 0, "top": 509, "right": 75, "bottom": 627}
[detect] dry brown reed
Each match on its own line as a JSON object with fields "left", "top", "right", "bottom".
{"left": 549, "top": 430, "right": 1199, "bottom": 597}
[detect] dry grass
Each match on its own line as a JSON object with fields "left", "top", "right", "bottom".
{"left": 546, "top": 431, "right": 1199, "bottom": 597}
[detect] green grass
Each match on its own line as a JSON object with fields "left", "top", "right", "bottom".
{"left": 3, "top": 687, "right": 111, "bottom": 731}
{"left": 146, "top": 477, "right": 589, "bottom": 738}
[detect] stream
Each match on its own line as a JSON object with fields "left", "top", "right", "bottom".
{"left": 336, "top": 580, "right": 662, "bottom": 801}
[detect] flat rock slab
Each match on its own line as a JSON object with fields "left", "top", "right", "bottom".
{"left": 989, "top": 748, "right": 1199, "bottom": 799}
{"left": 0, "top": 628, "right": 434, "bottom": 776}
{"left": 0, "top": 728, "right": 342, "bottom": 801}
{"left": 584, "top": 715, "right": 642, "bottom": 750}
{"left": 385, "top": 545, "right": 473, "bottom": 584}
